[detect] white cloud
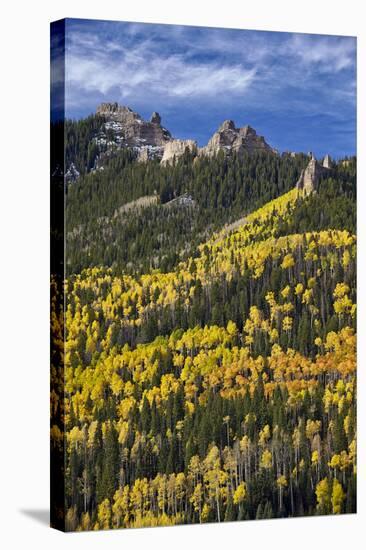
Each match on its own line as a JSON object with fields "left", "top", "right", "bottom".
{"left": 65, "top": 31, "right": 257, "bottom": 101}
{"left": 285, "top": 34, "right": 356, "bottom": 73}
{"left": 64, "top": 25, "right": 356, "bottom": 118}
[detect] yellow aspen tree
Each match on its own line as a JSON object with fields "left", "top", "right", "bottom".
{"left": 97, "top": 499, "right": 112, "bottom": 530}
{"left": 315, "top": 478, "right": 331, "bottom": 514}
{"left": 233, "top": 482, "right": 246, "bottom": 505}
{"left": 277, "top": 475, "right": 287, "bottom": 510}
{"left": 331, "top": 479, "right": 345, "bottom": 514}
{"left": 190, "top": 483, "right": 203, "bottom": 521}
{"left": 260, "top": 450, "right": 272, "bottom": 469}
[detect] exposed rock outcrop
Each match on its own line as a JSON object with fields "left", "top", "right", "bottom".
{"left": 323, "top": 154, "right": 332, "bottom": 169}
{"left": 199, "top": 120, "right": 276, "bottom": 157}
{"left": 68, "top": 103, "right": 282, "bottom": 178}
{"left": 93, "top": 105, "right": 277, "bottom": 164}
{"left": 150, "top": 112, "right": 161, "bottom": 125}
{"left": 296, "top": 153, "right": 331, "bottom": 194}
{"left": 161, "top": 139, "right": 197, "bottom": 165}
{"left": 163, "top": 193, "right": 196, "bottom": 208}
{"left": 96, "top": 103, "right": 171, "bottom": 149}
{"left": 97, "top": 102, "right": 139, "bottom": 123}
{"left": 136, "top": 146, "right": 166, "bottom": 162}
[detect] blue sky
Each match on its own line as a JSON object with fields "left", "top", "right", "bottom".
{"left": 62, "top": 18, "right": 356, "bottom": 158}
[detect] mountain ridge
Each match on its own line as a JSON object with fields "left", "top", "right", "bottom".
{"left": 65, "top": 102, "right": 281, "bottom": 179}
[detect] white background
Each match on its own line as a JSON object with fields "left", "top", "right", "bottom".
{"left": 0, "top": 0, "right": 364, "bottom": 548}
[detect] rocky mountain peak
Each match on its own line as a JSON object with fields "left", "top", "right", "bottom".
{"left": 93, "top": 103, "right": 172, "bottom": 162}
{"left": 96, "top": 102, "right": 139, "bottom": 123}
{"left": 296, "top": 154, "right": 331, "bottom": 194}
{"left": 239, "top": 125, "right": 256, "bottom": 137}
{"left": 67, "top": 104, "right": 280, "bottom": 177}
{"left": 150, "top": 112, "right": 161, "bottom": 125}
{"left": 219, "top": 119, "right": 236, "bottom": 132}
{"left": 97, "top": 102, "right": 128, "bottom": 112}
{"left": 199, "top": 120, "right": 276, "bottom": 157}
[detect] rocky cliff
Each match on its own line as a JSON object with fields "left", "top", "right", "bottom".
{"left": 96, "top": 102, "right": 171, "bottom": 151}
{"left": 199, "top": 120, "right": 276, "bottom": 157}
{"left": 322, "top": 154, "right": 332, "bottom": 169}
{"left": 67, "top": 103, "right": 283, "bottom": 177}
{"left": 95, "top": 105, "right": 276, "bottom": 164}
{"left": 161, "top": 139, "right": 197, "bottom": 165}
{"left": 296, "top": 153, "right": 331, "bottom": 194}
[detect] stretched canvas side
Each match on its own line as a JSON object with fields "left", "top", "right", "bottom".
{"left": 50, "top": 19, "right": 66, "bottom": 532}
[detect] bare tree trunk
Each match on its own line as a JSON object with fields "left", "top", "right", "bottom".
{"left": 216, "top": 489, "right": 221, "bottom": 522}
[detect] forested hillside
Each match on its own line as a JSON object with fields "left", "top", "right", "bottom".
{"left": 51, "top": 148, "right": 356, "bottom": 530}
{"left": 66, "top": 150, "right": 309, "bottom": 275}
